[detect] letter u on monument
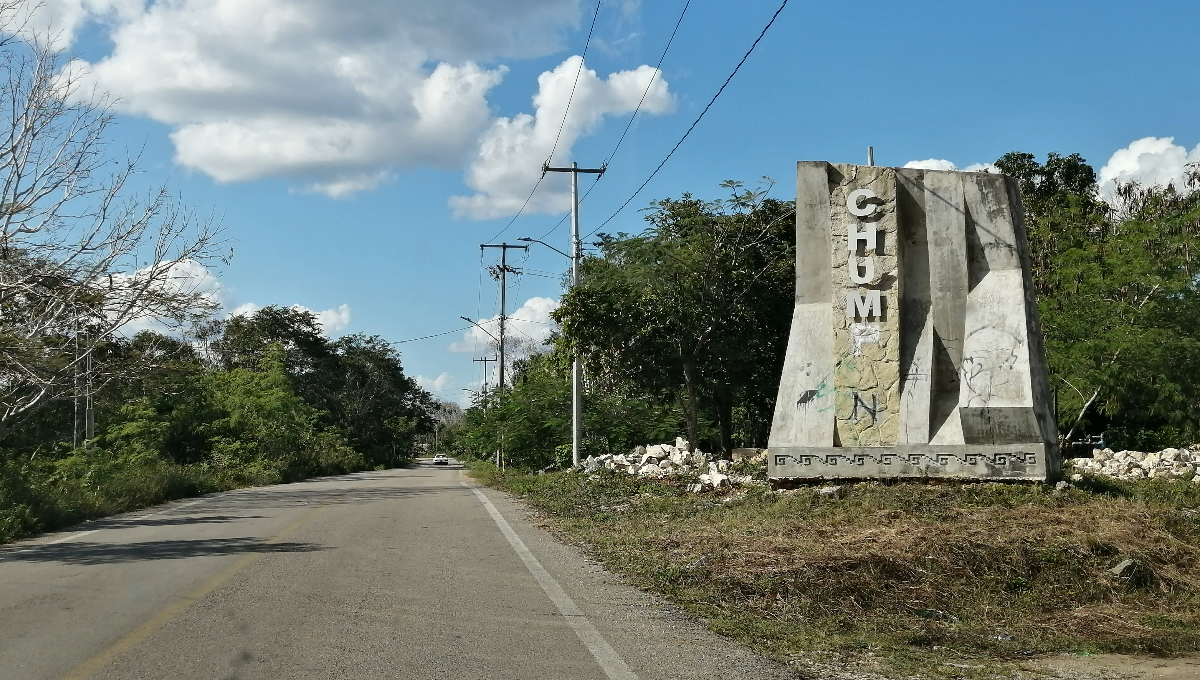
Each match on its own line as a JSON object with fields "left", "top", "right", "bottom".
{"left": 768, "top": 161, "right": 1059, "bottom": 481}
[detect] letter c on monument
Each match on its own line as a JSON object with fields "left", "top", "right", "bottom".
{"left": 846, "top": 188, "right": 878, "bottom": 217}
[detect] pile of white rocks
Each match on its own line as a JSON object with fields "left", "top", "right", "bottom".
{"left": 579, "top": 437, "right": 764, "bottom": 492}
{"left": 1067, "top": 447, "right": 1200, "bottom": 482}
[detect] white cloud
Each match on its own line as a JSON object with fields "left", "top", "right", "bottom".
{"left": 902, "top": 159, "right": 999, "bottom": 174}
{"left": 12, "top": 0, "right": 143, "bottom": 47}
{"left": 228, "top": 302, "right": 261, "bottom": 317}
{"left": 417, "top": 372, "right": 456, "bottom": 393}
{"left": 68, "top": 0, "right": 583, "bottom": 196}
{"left": 963, "top": 162, "right": 1000, "bottom": 173}
{"left": 1098, "top": 136, "right": 1200, "bottom": 200}
{"left": 450, "top": 56, "right": 673, "bottom": 219}
{"left": 451, "top": 296, "right": 559, "bottom": 353}
{"left": 229, "top": 302, "right": 351, "bottom": 334}
{"left": 903, "top": 158, "right": 958, "bottom": 171}
{"left": 111, "top": 257, "right": 229, "bottom": 336}
{"left": 157, "top": 257, "right": 229, "bottom": 307}
{"left": 415, "top": 372, "right": 483, "bottom": 407}
{"left": 165, "top": 271, "right": 352, "bottom": 335}
{"left": 292, "top": 303, "right": 352, "bottom": 334}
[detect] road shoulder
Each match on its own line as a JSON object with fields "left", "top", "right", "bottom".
{"left": 467, "top": 481, "right": 798, "bottom": 680}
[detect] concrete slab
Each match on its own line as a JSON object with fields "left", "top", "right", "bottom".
{"left": 769, "top": 162, "right": 1058, "bottom": 481}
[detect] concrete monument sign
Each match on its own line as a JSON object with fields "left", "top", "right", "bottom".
{"left": 769, "top": 162, "right": 1059, "bottom": 481}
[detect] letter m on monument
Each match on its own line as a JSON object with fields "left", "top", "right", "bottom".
{"left": 846, "top": 290, "right": 881, "bottom": 319}
{"left": 767, "top": 161, "right": 1060, "bottom": 482}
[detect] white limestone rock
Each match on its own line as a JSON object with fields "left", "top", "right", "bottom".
{"left": 638, "top": 465, "right": 663, "bottom": 478}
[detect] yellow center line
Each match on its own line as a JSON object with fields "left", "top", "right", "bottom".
{"left": 57, "top": 504, "right": 327, "bottom": 680}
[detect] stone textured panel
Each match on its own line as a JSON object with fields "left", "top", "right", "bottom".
{"left": 829, "top": 166, "right": 901, "bottom": 447}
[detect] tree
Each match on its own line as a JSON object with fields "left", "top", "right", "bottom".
{"left": 215, "top": 307, "right": 435, "bottom": 464}
{"left": 0, "top": 19, "right": 220, "bottom": 440}
{"left": 329, "top": 333, "right": 435, "bottom": 466}
{"left": 453, "top": 347, "right": 680, "bottom": 468}
{"left": 996, "top": 152, "right": 1200, "bottom": 449}
{"left": 216, "top": 306, "right": 340, "bottom": 415}
{"left": 554, "top": 181, "right": 795, "bottom": 454}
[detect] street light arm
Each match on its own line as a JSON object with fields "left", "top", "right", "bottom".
{"left": 459, "top": 316, "right": 499, "bottom": 343}
{"left": 517, "top": 237, "right": 570, "bottom": 259}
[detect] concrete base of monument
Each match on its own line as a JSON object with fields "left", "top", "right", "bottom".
{"left": 769, "top": 443, "right": 1055, "bottom": 481}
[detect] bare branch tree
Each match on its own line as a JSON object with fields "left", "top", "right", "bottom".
{"left": 0, "top": 11, "right": 222, "bottom": 438}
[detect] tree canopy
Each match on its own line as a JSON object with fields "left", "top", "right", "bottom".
{"left": 997, "top": 153, "right": 1200, "bottom": 449}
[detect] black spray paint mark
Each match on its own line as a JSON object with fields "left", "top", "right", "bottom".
{"left": 851, "top": 392, "right": 879, "bottom": 425}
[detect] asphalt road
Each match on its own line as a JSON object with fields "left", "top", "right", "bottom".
{"left": 0, "top": 461, "right": 795, "bottom": 680}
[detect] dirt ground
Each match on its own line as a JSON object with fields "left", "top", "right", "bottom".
{"left": 1021, "top": 653, "right": 1200, "bottom": 679}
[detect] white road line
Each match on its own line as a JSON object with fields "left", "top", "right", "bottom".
{"left": 42, "top": 530, "right": 100, "bottom": 545}
{"left": 463, "top": 482, "right": 638, "bottom": 680}
{"left": 138, "top": 498, "right": 205, "bottom": 519}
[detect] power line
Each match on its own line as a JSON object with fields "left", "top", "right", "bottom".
{"left": 390, "top": 327, "right": 472, "bottom": 345}
{"left": 535, "top": 0, "right": 691, "bottom": 243}
{"left": 487, "top": 0, "right": 602, "bottom": 243}
{"left": 536, "top": 174, "right": 602, "bottom": 241}
{"left": 586, "top": 0, "right": 790, "bottom": 239}
{"left": 485, "top": 175, "right": 546, "bottom": 245}
{"left": 604, "top": 0, "right": 691, "bottom": 168}
{"left": 474, "top": 247, "right": 484, "bottom": 357}
{"left": 546, "top": 0, "right": 602, "bottom": 168}
{"left": 383, "top": 307, "right": 563, "bottom": 348}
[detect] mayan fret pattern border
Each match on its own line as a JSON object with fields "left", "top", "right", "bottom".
{"left": 773, "top": 451, "right": 1039, "bottom": 468}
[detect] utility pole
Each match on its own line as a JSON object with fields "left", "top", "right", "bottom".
{"left": 479, "top": 243, "right": 528, "bottom": 392}
{"left": 542, "top": 161, "right": 605, "bottom": 467}
{"left": 472, "top": 356, "right": 496, "bottom": 393}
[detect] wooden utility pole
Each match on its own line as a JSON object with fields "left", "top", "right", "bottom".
{"left": 480, "top": 243, "right": 528, "bottom": 391}
{"left": 542, "top": 161, "right": 605, "bottom": 467}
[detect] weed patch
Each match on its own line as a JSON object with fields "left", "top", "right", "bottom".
{"left": 471, "top": 464, "right": 1200, "bottom": 678}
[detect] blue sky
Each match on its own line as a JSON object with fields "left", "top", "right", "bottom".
{"left": 45, "top": 0, "right": 1200, "bottom": 404}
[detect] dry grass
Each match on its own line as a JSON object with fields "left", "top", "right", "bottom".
{"left": 470, "top": 461, "right": 1200, "bottom": 678}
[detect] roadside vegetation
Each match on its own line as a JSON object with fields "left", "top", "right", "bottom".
{"left": 471, "top": 462, "right": 1200, "bottom": 677}
{"left": 0, "top": 20, "right": 437, "bottom": 544}
{"left": 0, "top": 307, "right": 436, "bottom": 544}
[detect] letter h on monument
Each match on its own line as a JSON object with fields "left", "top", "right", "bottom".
{"left": 768, "top": 162, "right": 1059, "bottom": 481}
